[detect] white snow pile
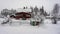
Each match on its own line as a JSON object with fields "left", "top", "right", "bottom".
{"left": 0, "top": 18, "right": 60, "bottom": 34}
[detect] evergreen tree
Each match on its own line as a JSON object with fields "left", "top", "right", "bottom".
{"left": 30, "top": 7, "right": 34, "bottom": 18}
{"left": 40, "top": 6, "right": 45, "bottom": 15}
{"left": 1, "top": 9, "right": 9, "bottom": 17}
{"left": 44, "top": 11, "right": 48, "bottom": 16}
{"left": 1, "top": 9, "right": 16, "bottom": 17}
{"left": 34, "top": 6, "right": 38, "bottom": 15}
{"left": 30, "top": 6, "right": 34, "bottom": 12}
{"left": 52, "top": 4, "right": 59, "bottom": 24}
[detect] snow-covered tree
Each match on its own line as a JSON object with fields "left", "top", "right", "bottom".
{"left": 40, "top": 6, "right": 48, "bottom": 16}
{"left": 44, "top": 11, "right": 48, "bottom": 16}
{"left": 30, "top": 6, "right": 34, "bottom": 12}
{"left": 1, "top": 9, "right": 9, "bottom": 17}
{"left": 34, "top": 6, "right": 38, "bottom": 15}
{"left": 40, "top": 6, "right": 44, "bottom": 15}
{"left": 52, "top": 4, "right": 59, "bottom": 24}
{"left": 52, "top": 4, "right": 59, "bottom": 17}
{"left": 30, "top": 6, "right": 34, "bottom": 18}
{"left": 1, "top": 9, "right": 16, "bottom": 17}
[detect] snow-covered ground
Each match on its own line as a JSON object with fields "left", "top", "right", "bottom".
{"left": 0, "top": 18, "right": 60, "bottom": 34}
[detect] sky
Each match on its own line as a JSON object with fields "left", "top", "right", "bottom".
{"left": 0, "top": 0, "right": 60, "bottom": 13}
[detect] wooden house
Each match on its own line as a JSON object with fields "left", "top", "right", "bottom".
{"left": 10, "top": 8, "right": 32, "bottom": 20}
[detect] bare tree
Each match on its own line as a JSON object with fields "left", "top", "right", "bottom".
{"left": 52, "top": 4, "right": 59, "bottom": 24}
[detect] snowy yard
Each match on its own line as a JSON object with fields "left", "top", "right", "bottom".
{"left": 0, "top": 18, "right": 60, "bottom": 34}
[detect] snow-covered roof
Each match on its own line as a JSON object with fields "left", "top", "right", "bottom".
{"left": 16, "top": 8, "right": 31, "bottom": 12}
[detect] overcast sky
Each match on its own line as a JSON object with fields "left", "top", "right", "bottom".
{"left": 0, "top": 0, "right": 60, "bottom": 13}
